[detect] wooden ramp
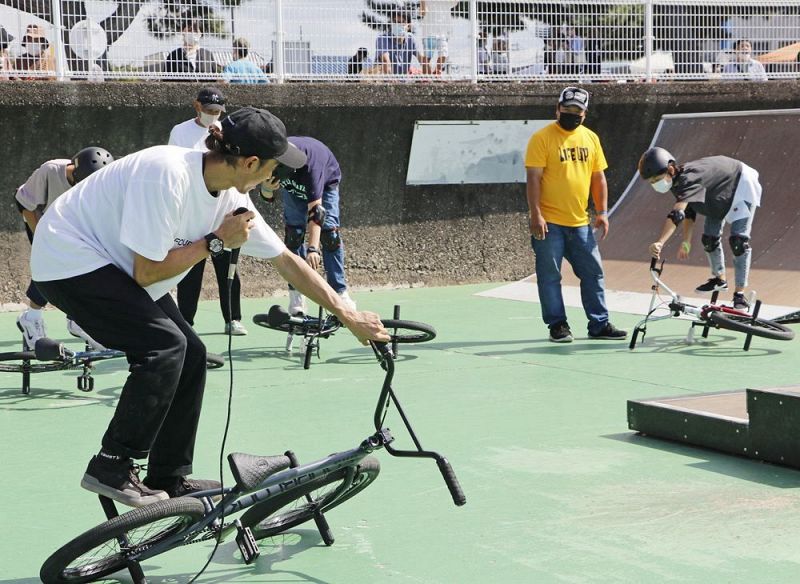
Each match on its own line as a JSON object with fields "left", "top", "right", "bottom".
{"left": 628, "top": 385, "right": 800, "bottom": 468}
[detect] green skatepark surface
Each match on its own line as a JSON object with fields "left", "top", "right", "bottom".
{"left": 1, "top": 283, "right": 800, "bottom": 583}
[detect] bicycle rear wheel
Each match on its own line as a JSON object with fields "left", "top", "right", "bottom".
{"left": 40, "top": 497, "right": 205, "bottom": 584}
{"left": 240, "top": 456, "right": 380, "bottom": 540}
{"left": 708, "top": 311, "right": 795, "bottom": 341}
{"left": 0, "top": 351, "right": 67, "bottom": 373}
{"left": 206, "top": 352, "right": 225, "bottom": 369}
{"left": 380, "top": 319, "right": 436, "bottom": 344}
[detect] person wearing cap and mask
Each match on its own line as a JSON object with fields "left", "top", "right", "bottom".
{"left": 169, "top": 87, "right": 247, "bottom": 335}
{"left": 525, "top": 87, "right": 627, "bottom": 343}
{"left": 638, "top": 147, "right": 762, "bottom": 311}
{"left": 15, "top": 147, "right": 114, "bottom": 352}
{"left": 30, "top": 107, "right": 389, "bottom": 508}
{"left": 13, "top": 24, "right": 56, "bottom": 80}
{"left": 164, "top": 19, "right": 220, "bottom": 81}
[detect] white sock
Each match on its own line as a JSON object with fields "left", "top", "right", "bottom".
{"left": 27, "top": 308, "right": 43, "bottom": 318}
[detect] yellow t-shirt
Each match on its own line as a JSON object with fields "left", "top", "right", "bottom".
{"left": 525, "top": 122, "right": 608, "bottom": 227}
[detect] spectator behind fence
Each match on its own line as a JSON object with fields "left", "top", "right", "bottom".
{"left": 376, "top": 11, "right": 425, "bottom": 76}
{"left": 721, "top": 39, "right": 768, "bottom": 82}
{"left": 222, "top": 38, "right": 268, "bottom": 84}
{"left": 347, "top": 47, "right": 370, "bottom": 77}
{"left": 491, "top": 32, "right": 509, "bottom": 75}
{"left": 0, "top": 25, "right": 12, "bottom": 80}
{"left": 13, "top": 24, "right": 56, "bottom": 80}
{"left": 418, "top": 0, "right": 459, "bottom": 75}
{"left": 164, "top": 20, "right": 220, "bottom": 81}
{"left": 477, "top": 31, "right": 492, "bottom": 75}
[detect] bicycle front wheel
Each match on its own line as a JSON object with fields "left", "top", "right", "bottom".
{"left": 240, "top": 456, "right": 380, "bottom": 540}
{"left": 40, "top": 497, "right": 206, "bottom": 584}
{"left": 708, "top": 311, "right": 795, "bottom": 341}
{"left": 0, "top": 351, "right": 67, "bottom": 373}
{"left": 381, "top": 319, "right": 436, "bottom": 344}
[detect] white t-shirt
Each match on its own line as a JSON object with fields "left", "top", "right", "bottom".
{"left": 419, "top": 0, "right": 459, "bottom": 38}
{"left": 15, "top": 159, "right": 73, "bottom": 211}
{"left": 168, "top": 118, "right": 211, "bottom": 151}
{"left": 31, "top": 145, "right": 285, "bottom": 301}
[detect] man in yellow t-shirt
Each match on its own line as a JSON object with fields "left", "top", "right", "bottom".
{"left": 525, "top": 86, "right": 627, "bottom": 343}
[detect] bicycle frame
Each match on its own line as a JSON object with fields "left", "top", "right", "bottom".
{"left": 129, "top": 342, "right": 464, "bottom": 563}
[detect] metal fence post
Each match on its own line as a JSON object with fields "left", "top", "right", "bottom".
{"left": 50, "top": 0, "right": 66, "bottom": 81}
{"left": 469, "top": 0, "right": 478, "bottom": 83}
{"left": 274, "top": 0, "right": 285, "bottom": 83}
{"left": 644, "top": 0, "right": 654, "bottom": 82}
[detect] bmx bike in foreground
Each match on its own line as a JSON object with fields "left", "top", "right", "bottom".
{"left": 253, "top": 304, "right": 436, "bottom": 368}
{"left": 40, "top": 336, "right": 464, "bottom": 584}
{"left": 629, "top": 258, "right": 794, "bottom": 350}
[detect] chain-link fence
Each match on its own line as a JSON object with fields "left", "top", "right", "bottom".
{"left": 0, "top": 1, "right": 798, "bottom": 82}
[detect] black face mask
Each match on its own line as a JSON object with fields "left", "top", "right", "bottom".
{"left": 557, "top": 112, "right": 583, "bottom": 131}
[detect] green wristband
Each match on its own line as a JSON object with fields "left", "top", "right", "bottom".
{"left": 681, "top": 241, "right": 691, "bottom": 253}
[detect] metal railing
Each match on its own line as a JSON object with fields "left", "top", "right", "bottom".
{"left": 0, "top": 1, "right": 798, "bottom": 83}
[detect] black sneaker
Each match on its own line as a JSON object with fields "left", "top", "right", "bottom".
{"left": 81, "top": 455, "right": 169, "bottom": 507}
{"left": 695, "top": 277, "right": 728, "bottom": 293}
{"left": 732, "top": 293, "right": 750, "bottom": 311}
{"left": 589, "top": 323, "right": 628, "bottom": 340}
{"left": 144, "top": 475, "right": 222, "bottom": 498}
{"left": 549, "top": 322, "right": 573, "bottom": 343}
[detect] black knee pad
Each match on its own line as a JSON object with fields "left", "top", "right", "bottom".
{"left": 701, "top": 234, "right": 721, "bottom": 253}
{"left": 729, "top": 234, "right": 751, "bottom": 257}
{"left": 284, "top": 225, "right": 305, "bottom": 249}
{"left": 321, "top": 228, "right": 342, "bottom": 251}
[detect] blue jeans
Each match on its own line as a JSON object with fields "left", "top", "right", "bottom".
{"left": 283, "top": 187, "right": 347, "bottom": 293}
{"left": 702, "top": 203, "right": 755, "bottom": 289}
{"left": 531, "top": 223, "right": 610, "bottom": 334}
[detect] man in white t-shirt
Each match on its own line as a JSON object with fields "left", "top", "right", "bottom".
{"left": 15, "top": 147, "right": 113, "bottom": 350}
{"left": 418, "top": 0, "right": 459, "bottom": 75}
{"left": 169, "top": 86, "right": 248, "bottom": 336}
{"left": 32, "top": 107, "right": 389, "bottom": 507}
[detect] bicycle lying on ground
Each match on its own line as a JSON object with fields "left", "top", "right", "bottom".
{"left": 253, "top": 304, "right": 436, "bottom": 369}
{"left": 629, "top": 258, "right": 795, "bottom": 351}
{"left": 40, "top": 336, "right": 464, "bottom": 584}
{"left": 0, "top": 339, "right": 225, "bottom": 396}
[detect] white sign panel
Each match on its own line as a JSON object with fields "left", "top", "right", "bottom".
{"left": 406, "top": 119, "right": 551, "bottom": 185}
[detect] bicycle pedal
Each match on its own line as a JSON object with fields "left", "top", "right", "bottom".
{"left": 234, "top": 519, "right": 260, "bottom": 564}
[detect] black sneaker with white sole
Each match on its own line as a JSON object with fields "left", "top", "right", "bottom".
{"left": 143, "top": 475, "right": 222, "bottom": 498}
{"left": 588, "top": 323, "right": 628, "bottom": 340}
{"left": 549, "top": 322, "right": 573, "bottom": 343}
{"left": 695, "top": 277, "right": 728, "bottom": 293}
{"left": 80, "top": 454, "right": 168, "bottom": 507}
{"left": 732, "top": 292, "right": 750, "bottom": 311}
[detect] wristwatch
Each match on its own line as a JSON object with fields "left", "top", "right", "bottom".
{"left": 204, "top": 233, "right": 224, "bottom": 257}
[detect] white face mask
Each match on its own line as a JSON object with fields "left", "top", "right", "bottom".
{"left": 391, "top": 24, "right": 407, "bottom": 37}
{"left": 23, "top": 43, "right": 44, "bottom": 56}
{"left": 198, "top": 111, "right": 220, "bottom": 127}
{"left": 650, "top": 175, "right": 673, "bottom": 193}
{"left": 183, "top": 32, "right": 201, "bottom": 47}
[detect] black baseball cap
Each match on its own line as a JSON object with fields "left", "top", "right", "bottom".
{"left": 196, "top": 86, "right": 226, "bottom": 112}
{"left": 558, "top": 86, "right": 589, "bottom": 111}
{"left": 220, "top": 107, "right": 307, "bottom": 168}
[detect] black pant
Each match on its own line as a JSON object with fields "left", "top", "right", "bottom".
{"left": 23, "top": 222, "right": 48, "bottom": 307}
{"left": 176, "top": 251, "right": 241, "bottom": 326}
{"left": 35, "top": 265, "right": 207, "bottom": 477}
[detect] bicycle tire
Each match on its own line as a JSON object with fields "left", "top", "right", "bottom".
{"left": 240, "top": 456, "right": 380, "bottom": 540}
{"left": 206, "top": 352, "right": 225, "bottom": 369}
{"left": 708, "top": 311, "right": 795, "bottom": 341}
{"left": 0, "top": 351, "right": 68, "bottom": 374}
{"left": 380, "top": 319, "right": 436, "bottom": 344}
{"left": 40, "top": 497, "right": 205, "bottom": 584}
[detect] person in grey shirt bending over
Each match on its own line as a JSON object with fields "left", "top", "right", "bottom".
{"left": 638, "top": 147, "right": 762, "bottom": 310}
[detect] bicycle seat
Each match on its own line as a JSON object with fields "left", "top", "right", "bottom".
{"left": 227, "top": 452, "right": 292, "bottom": 491}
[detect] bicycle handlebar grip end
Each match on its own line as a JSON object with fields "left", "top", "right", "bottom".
{"left": 436, "top": 457, "right": 466, "bottom": 506}
{"left": 372, "top": 341, "right": 394, "bottom": 359}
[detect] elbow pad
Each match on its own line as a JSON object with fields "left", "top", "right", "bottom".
{"left": 667, "top": 209, "right": 685, "bottom": 226}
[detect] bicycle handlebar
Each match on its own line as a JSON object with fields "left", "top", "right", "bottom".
{"left": 436, "top": 457, "right": 467, "bottom": 506}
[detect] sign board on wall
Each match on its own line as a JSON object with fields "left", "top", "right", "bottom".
{"left": 406, "top": 120, "right": 551, "bottom": 185}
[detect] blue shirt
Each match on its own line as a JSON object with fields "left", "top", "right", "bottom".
{"left": 375, "top": 33, "right": 419, "bottom": 75}
{"left": 222, "top": 59, "right": 269, "bottom": 84}
{"left": 281, "top": 137, "right": 341, "bottom": 203}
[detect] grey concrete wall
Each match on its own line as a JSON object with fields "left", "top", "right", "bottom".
{"left": 0, "top": 80, "right": 796, "bottom": 306}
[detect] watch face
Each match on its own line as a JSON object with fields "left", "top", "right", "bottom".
{"left": 210, "top": 239, "right": 224, "bottom": 254}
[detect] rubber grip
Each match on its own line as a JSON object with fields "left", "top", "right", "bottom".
{"left": 436, "top": 458, "right": 466, "bottom": 506}
{"left": 373, "top": 341, "right": 392, "bottom": 356}
{"left": 650, "top": 257, "right": 658, "bottom": 270}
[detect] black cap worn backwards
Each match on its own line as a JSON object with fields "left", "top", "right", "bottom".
{"left": 196, "top": 86, "right": 226, "bottom": 112}
{"left": 219, "top": 107, "right": 307, "bottom": 168}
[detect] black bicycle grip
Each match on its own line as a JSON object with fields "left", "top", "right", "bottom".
{"left": 650, "top": 257, "right": 658, "bottom": 271}
{"left": 228, "top": 207, "right": 250, "bottom": 279}
{"left": 436, "top": 457, "right": 466, "bottom": 506}
{"left": 372, "top": 341, "right": 393, "bottom": 357}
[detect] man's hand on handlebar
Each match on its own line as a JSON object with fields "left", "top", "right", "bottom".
{"left": 339, "top": 310, "right": 390, "bottom": 345}
{"left": 649, "top": 241, "right": 663, "bottom": 259}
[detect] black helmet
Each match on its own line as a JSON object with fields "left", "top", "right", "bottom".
{"left": 638, "top": 147, "right": 675, "bottom": 180}
{"left": 71, "top": 147, "right": 114, "bottom": 183}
